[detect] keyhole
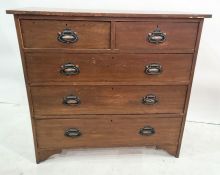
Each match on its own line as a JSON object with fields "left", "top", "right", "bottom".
{"left": 110, "top": 119, "right": 113, "bottom": 122}
{"left": 65, "top": 23, "right": 68, "bottom": 27}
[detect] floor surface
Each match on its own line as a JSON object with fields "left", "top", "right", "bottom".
{"left": 0, "top": 101, "right": 220, "bottom": 175}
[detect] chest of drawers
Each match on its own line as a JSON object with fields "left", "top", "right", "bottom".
{"left": 7, "top": 8, "right": 211, "bottom": 163}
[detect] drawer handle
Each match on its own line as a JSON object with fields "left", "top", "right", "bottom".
{"left": 148, "top": 26, "right": 166, "bottom": 44}
{"left": 139, "top": 126, "right": 155, "bottom": 136}
{"left": 60, "top": 63, "right": 80, "bottom": 76}
{"left": 142, "top": 94, "right": 158, "bottom": 105}
{"left": 57, "top": 28, "right": 79, "bottom": 44}
{"left": 63, "top": 95, "right": 80, "bottom": 105}
{"left": 65, "top": 128, "right": 81, "bottom": 138}
{"left": 145, "top": 63, "right": 162, "bottom": 75}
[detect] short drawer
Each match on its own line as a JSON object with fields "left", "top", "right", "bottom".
{"left": 31, "top": 85, "right": 187, "bottom": 115}
{"left": 36, "top": 116, "right": 182, "bottom": 149}
{"left": 20, "top": 20, "right": 110, "bottom": 49}
{"left": 26, "top": 53, "right": 193, "bottom": 84}
{"left": 116, "top": 22, "right": 198, "bottom": 51}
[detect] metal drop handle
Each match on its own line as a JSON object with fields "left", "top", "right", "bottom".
{"left": 142, "top": 94, "right": 158, "bottom": 105}
{"left": 60, "top": 63, "right": 80, "bottom": 76}
{"left": 139, "top": 126, "right": 155, "bottom": 136}
{"left": 57, "top": 28, "right": 79, "bottom": 44}
{"left": 145, "top": 63, "right": 162, "bottom": 75}
{"left": 65, "top": 128, "right": 81, "bottom": 138}
{"left": 148, "top": 26, "right": 166, "bottom": 44}
{"left": 63, "top": 95, "right": 80, "bottom": 105}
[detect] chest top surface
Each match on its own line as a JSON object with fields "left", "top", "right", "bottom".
{"left": 6, "top": 8, "right": 212, "bottom": 18}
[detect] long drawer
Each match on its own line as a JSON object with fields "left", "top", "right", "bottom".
{"left": 20, "top": 20, "right": 111, "bottom": 49}
{"left": 116, "top": 22, "right": 198, "bottom": 50}
{"left": 26, "top": 53, "right": 193, "bottom": 84}
{"left": 31, "top": 85, "right": 187, "bottom": 116}
{"left": 36, "top": 116, "right": 182, "bottom": 149}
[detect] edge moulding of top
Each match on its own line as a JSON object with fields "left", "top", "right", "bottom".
{"left": 6, "top": 8, "right": 212, "bottom": 18}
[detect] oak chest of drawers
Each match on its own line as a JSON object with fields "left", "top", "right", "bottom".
{"left": 7, "top": 8, "right": 211, "bottom": 163}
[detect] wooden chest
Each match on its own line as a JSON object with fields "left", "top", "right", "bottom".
{"left": 7, "top": 8, "right": 211, "bottom": 163}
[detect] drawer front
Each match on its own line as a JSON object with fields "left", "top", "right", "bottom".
{"left": 31, "top": 85, "right": 187, "bottom": 115}
{"left": 20, "top": 20, "right": 110, "bottom": 49}
{"left": 116, "top": 22, "right": 198, "bottom": 50}
{"left": 36, "top": 117, "right": 182, "bottom": 149}
{"left": 26, "top": 53, "right": 193, "bottom": 84}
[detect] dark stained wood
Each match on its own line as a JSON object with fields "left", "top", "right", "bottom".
{"left": 7, "top": 9, "right": 211, "bottom": 163}
{"left": 176, "top": 19, "right": 205, "bottom": 157}
{"left": 13, "top": 15, "right": 41, "bottom": 163}
{"left": 6, "top": 8, "right": 212, "bottom": 18}
{"left": 36, "top": 117, "right": 182, "bottom": 149}
{"left": 17, "top": 15, "right": 203, "bottom": 22}
{"left": 25, "top": 53, "right": 193, "bottom": 84}
{"left": 37, "top": 149, "right": 61, "bottom": 163}
{"left": 23, "top": 48, "right": 195, "bottom": 54}
{"left": 31, "top": 85, "right": 187, "bottom": 115}
{"left": 20, "top": 20, "right": 111, "bottom": 49}
{"left": 35, "top": 113, "right": 183, "bottom": 119}
{"left": 30, "top": 81, "right": 189, "bottom": 86}
{"left": 110, "top": 21, "right": 116, "bottom": 49}
{"left": 116, "top": 22, "right": 198, "bottom": 50}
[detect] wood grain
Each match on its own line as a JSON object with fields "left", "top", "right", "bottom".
{"left": 20, "top": 20, "right": 111, "bottom": 49}
{"left": 23, "top": 48, "right": 195, "bottom": 54}
{"left": 25, "top": 53, "right": 193, "bottom": 84}
{"left": 176, "top": 19, "right": 205, "bottom": 157}
{"left": 7, "top": 8, "right": 211, "bottom": 162}
{"left": 13, "top": 15, "right": 41, "bottom": 163}
{"left": 36, "top": 117, "right": 182, "bottom": 149}
{"left": 31, "top": 85, "right": 187, "bottom": 115}
{"left": 35, "top": 113, "right": 183, "bottom": 119}
{"left": 6, "top": 8, "right": 212, "bottom": 18}
{"left": 116, "top": 22, "right": 198, "bottom": 50}
{"left": 37, "top": 149, "right": 61, "bottom": 163}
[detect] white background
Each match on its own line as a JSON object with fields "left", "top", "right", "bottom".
{"left": 0, "top": 1, "right": 219, "bottom": 175}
